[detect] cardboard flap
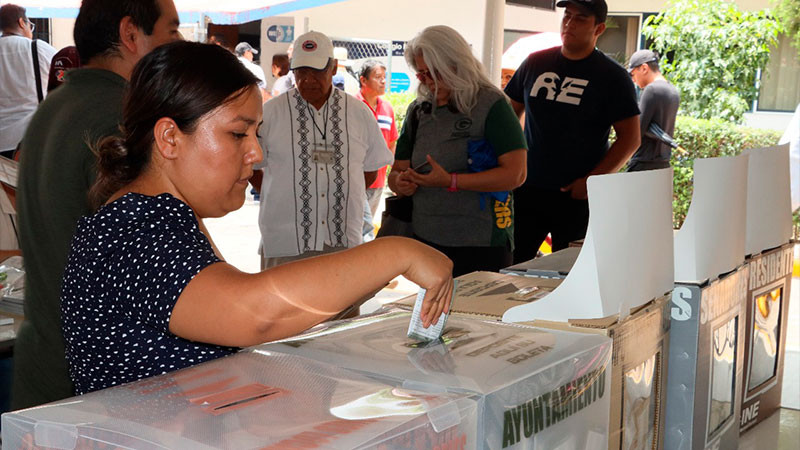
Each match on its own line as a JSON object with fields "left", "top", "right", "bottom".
{"left": 503, "top": 168, "right": 674, "bottom": 323}
{"left": 500, "top": 247, "right": 581, "bottom": 277}
{"left": 674, "top": 154, "right": 748, "bottom": 283}
{"left": 745, "top": 144, "right": 792, "bottom": 255}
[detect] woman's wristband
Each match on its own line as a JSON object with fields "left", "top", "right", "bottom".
{"left": 447, "top": 173, "right": 458, "bottom": 192}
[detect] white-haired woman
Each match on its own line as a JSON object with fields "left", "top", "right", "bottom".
{"left": 387, "top": 25, "right": 528, "bottom": 276}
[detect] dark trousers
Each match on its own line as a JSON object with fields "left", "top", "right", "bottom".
{"left": 414, "top": 235, "right": 512, "bottom": 277}
{"left": 512, "top": 187, "right": 589, "bottom": 264}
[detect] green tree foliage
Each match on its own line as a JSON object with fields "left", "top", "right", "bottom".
{"left": 385, "top": 92, "right": 416, "bottom": 128}
{"left": 772, "top": 0, "right": 800, "bottom": 56}
{"left": 671, "top": 116, "right": 782, "bottom": 227}
{"left": 643, "top": 0, "right": 782, "bottom": 123}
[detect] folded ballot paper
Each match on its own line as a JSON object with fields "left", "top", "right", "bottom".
{"left": 407, "top": 281, "right": 457, "bottom": 342}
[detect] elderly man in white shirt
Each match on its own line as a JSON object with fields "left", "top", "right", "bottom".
{"left": 251, "top": 31, "right": 392, "bottom": 268}
{"left": 0, "top": 4, "right": 56, "bottom": 156}
{"left": 235, "top": 41, "right": 268, "bottom": 102}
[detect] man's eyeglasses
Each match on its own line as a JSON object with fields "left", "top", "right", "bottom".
{"left": 26, "top": 20, "right": 35, "bottom": 33}
{"left": 415, "top": 69, "right": 433, "bottom": 82}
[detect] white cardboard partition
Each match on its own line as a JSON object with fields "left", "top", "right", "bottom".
{"left": 674, "top": 154, "right": 748, "bottom": 283}
{"left": 744, "top": 144, "right": 792, "bottom": 256}
{"left": 503, "top": 168, "right": 674, "bottom": 323}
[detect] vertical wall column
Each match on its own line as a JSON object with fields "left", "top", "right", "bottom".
{"left": 482, "top": 0, "right": 505, "bottom": 85}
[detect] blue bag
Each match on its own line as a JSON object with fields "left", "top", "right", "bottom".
{"left": 467, "top": 139, "right": 509, "bottom": 209}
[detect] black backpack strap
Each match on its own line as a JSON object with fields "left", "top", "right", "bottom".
{"left": 31, "top": 40, "right": 43, "bottom": 103}
{"left": 406, "top": 100, "right": 426, "bottom": 156}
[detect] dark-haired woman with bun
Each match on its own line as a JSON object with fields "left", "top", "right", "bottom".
{"left": 60, "top": 41, "right": 453, "bottom": 395}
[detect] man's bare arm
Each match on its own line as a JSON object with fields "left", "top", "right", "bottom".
{"left": 561, "top": 115, "right": 641, "bottom": 199}
{"left": 364, "top": 171, "right": 377, "bottom": 187}
{"left": 510, "top": 98, "right": 525, "bottom": 119}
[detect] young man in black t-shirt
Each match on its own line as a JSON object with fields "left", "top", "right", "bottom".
{"left": 504, "top": 0, "right": 641, "bottom": 263}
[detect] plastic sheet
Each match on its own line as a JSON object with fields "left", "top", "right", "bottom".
{"left": 262, "top": 308, "right": 613, "bottom": 449}
{"left": 2, "top": 351, "right": 478, "bottom": 449}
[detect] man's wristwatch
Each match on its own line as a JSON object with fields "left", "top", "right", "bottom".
{"left": 448, "top": 173, "right": 458, "bottom": 192}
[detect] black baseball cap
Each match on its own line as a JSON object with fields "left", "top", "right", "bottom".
{"left": 556, "top": 0, "right": 608, "bottom": 23}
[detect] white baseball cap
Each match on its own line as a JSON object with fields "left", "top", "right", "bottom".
{"left": 290, "top": 31, "right": 334, "bottom": 70}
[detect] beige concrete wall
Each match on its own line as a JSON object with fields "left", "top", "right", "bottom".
{"left": 278, "top": 0, "right": 525, "bottom": 83}
{"left": 285, "top": 0, "right": 486, "bottom": 48}
{"left": 281, "top": 0, "right": 491, "bottom": 56}
{"left": 50, "top": 18, "right": 75, "bottom": 50}
{"left": 504, "top": 4, "right": 561, "bottom": 32}
{"left": 49, "top": 18, "right": 197, "bottom": 50}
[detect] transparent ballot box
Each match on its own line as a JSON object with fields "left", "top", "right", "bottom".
{"left": 260, "top": 308, "right": 613, "bottom": 449}
{"left": 2, "top": 351, "right": 478, "bottom": 449}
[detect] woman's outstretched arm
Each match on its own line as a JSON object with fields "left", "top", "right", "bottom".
{"left": 169, "top": 237, "right": 453, "bottom": 347}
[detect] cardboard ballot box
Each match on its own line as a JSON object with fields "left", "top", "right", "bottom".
{"left": 261, "top": 308, "right": 613, "bottom": 450}
{"left": 665, "top": 266, "right": 749, "bottom": 450}
{"left": 569, "top": 239, "right": 585, "bottom": 248}
{"left": 738, "top": 144, "right": 794, "bottom": 433}
{"left": 2, "top": 351, "right": 479, "bottom": 449}
{"left": 664, "top": 144, "right": 794, "bottom": 440}
{"left": 399, "top": 271, "right": 671, "bottom": 450}
{"left": 739, "top": 242, "right": 794, "bottom": 432}
{"left": 489, "top": 169, "right": 674, "bottom": 450}
{"left": 665, "top": 153, "right": 751, "bottom": 450}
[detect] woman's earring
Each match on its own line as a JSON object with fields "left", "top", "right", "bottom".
{"left": 164, "top": 127, "right": 175, "bottom": 145}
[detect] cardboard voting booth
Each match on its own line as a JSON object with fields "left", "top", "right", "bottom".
{"left": 487, "top": 169, "right": 675, "bottom": 450}
{"left": 502, "top": 169, "right": 674, "bottom": 323}
{"left": 666, "top": 154, "right": 750, "bottom": 450}
{"left": 673, "top": 155, "right": 748, "bottom": 284}
{"left": 262, "top": 308, "right": 613, "bottom": 450}
{"left": 2, "top": 351, "right": 479, "bottom": 449}
{"left": 739, "top": 144, "right": 794, "bottom": 433}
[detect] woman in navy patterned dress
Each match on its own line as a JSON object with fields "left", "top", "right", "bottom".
{"left": 61, "top": 41, "right": 453, "bottom": 395}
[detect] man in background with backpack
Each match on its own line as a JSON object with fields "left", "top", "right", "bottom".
{"left": 0, "top": 4, "right": 56, "bottom": 158}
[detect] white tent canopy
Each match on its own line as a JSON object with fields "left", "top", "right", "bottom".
{"left": 1, "top": 0, "right": 349, "bottom": 24}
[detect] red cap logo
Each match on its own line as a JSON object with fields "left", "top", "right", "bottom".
{"left": 301, "top": 40, "right": 317, "bottom": 51}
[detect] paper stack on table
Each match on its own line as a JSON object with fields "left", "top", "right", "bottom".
{"left": 0, "top": 256, "right": 24, "bottom": 316}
